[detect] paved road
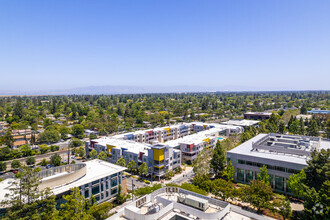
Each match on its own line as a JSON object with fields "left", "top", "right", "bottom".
{"left": 125, "top": 176, "right": 149, "bottom": 191}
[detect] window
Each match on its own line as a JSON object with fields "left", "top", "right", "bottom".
{"left": 111, "top": 178, "right": 118, "bottom": 187}
{"left": 246, "top": 170, "right": 253, "bottom": 183}
{"left": 92, "top": 180, "right": 99, "bottom": 185}
{"left": 92, "top": 185, "right": 100, "bottom": 195}
{"left": 237, "top": 168, "right": 244, "bottom": 182}
{"left": 275, "top": 176, "right": 284, "bottom": 191}
{"left": 84, "top": 190, "right": 89, "bottom": 198}
{"left": 111, "top": 188, "right": 118, "bottom": 195}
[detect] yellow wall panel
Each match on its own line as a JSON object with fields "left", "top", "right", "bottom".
{"left": 153, "top": 148, "right": 164, "bottom": 161}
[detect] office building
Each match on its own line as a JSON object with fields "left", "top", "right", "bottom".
{"left": 0, "top": 159, "right": 126, "bottom": 206}
{"left": 227, "top": 133, "right": 330, "bottom": 193}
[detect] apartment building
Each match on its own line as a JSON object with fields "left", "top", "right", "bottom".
{"left": 113, "top": 123, "right": 195, "bottom": 144}
{"left": 227, "top": 133, "right": 330, "bottom": 193}
{"left": 85, "top": 138, "right": 181, "bottom": 179}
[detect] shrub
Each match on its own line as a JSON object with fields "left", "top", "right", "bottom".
{"left": 166, "top": 183, "right": 208, "bottom": 196}
{"left": 133, "top": 184, "right": 162, "bottom": 197}
{"left": 50, "top": 145, "right": 60, "bottom": 152}
{"left": 144, "top": 180, "right": 150, "bottom": 184}
{"left": 11, "top": 160, "right": 21, "bottom": 169}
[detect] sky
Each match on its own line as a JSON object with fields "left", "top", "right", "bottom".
{"left": 0, "top": 0, "right": 330, "bottom": 91}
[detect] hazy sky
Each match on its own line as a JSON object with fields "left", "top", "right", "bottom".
{"left": 0, "top": 0, "right": 329, "bottom": 91}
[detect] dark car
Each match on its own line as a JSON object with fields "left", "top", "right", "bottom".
{"left": 46, "top": 164, "right": 53, "bottom": 169}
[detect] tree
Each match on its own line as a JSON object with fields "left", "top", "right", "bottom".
{"left": 50, "top": 153, "right": 61, "bottom": 166}
{"left": 223, "top": 161, "right": 235, "bottom": 182}
{"left": 307, "top": 119, "right": 319, "bottom": 136}
{"left": 138, "top": 162, "right": 148, "bottom": 176}
{"left": 326, "top": 119, "right": 330, "bottom": 139}
{"left": 11, "top": 159, "right": 21, "bottom": 169}
{"left": 241, "top": 180, "right": 274, "bottom": 213}
{"left": 72, "top": 124, "right": 85, "bottom": 138}
{"left": 1, "top": 166, "right": 58, "bottom": 219}
{"left": 211, "top": 140, "right": 226, "bottom": 177}
{"left": 77, "top": 146, "right": 85, "bottom": 158}
{"left": 127, "top": 160, "right": 137, "bottom": 173}
{"left": 257, "top": 165, "right": 270, "bottom": 185}
{"left": 289, "top": 120, "right": 300, "bottom": 134}
{"left": 2, "top": 130, "right": 14, "bottom": 147}
{"left": 300, "top": 104, "right": 307, "bottom": 114}
{"left": 193, "top": 148, "right": 212, "bottom": 177}
{"left": 38, "top": 129, "right": 61, "bottom": 143}
{"left": 40, "top": 158, "right": 48, "bottom": 166}
{"left": 213, "top": 179, "right": 235, "bottom": 201}
{"left": 299, "top": 118, "right": 305, "bottom": 135}
{"left": 60, "top": 126, "right": 71, "bottom": 140}
{"left": 26, "top": 156, "right": 36, "bottom": 165}
{"left": 0, "top": 161, "right": 6, "bottom": 171}
{"left": 304, "top": 149, "right": 330, "bottom": 192}
{"left": 277, "top": 199, "right": 292, "bottom": 220}
{"left": 97, "top": 151, "right": 107, "bottom": 161}
{"left": 88, "top": 201, "right": 112, "bottom": 220}
{"left": 70, "top": 138, "right": 83, "bottom": 148}
{"left": 60, "top": 187, "right": 92, "bottom": 220}
{"left": 287, "top": 169, "right": 306, "bottom": 197}
{"left": 116, "top": 157, "right": 126, "bottom": 167}
{"left": 13, "top": 99, "right": 24, "bottom": 119}
{"left": 89, "top": 149, "right": 97, "bottom": 159}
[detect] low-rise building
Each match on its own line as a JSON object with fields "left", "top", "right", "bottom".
{"left": 0, "top": 160, "right": 126, "bottom": 208}
{"left": 244, "top": 112, "right": 272, "bottom": 120}
{"left": 221, "top": 119, "right": 260, "bottom": 128}
{"left": 108, "top": 186, "right": 262, "bottom": 220}
{"left": 227, "top": 133, "right": 330, "bottom": 193}
{"left": 85, "top": 138, "right": 181, "bottom": 179}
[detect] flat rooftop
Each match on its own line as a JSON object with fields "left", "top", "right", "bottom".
{"left": 221, "top": 119, "right": 260, "bottom": 127}
{"left": 52, "top": 159, "right": 126, "bottom": 195}
{"left": 91, "top": 137, "right": 151, "bottom": 154}
{"left": 228, "top": 134, "right": 330, "bottom": 165}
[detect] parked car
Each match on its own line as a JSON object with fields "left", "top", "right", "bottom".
{"left": 13, "top": 169, "right": 19, "bottom": 174}
{"left": 46, "top": 164, "right": 53, "bottom": 169}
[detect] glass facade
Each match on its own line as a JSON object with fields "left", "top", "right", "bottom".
{"left": 92, "top": 185, "right": 100, "bottom": 195}
{"left": 85, "top": 189, "right": 89, "bottom": 198}
{"left": 237, "top": 159, "right": 300, "bottom": 174}
{"left": 246, "top": 170, "right": 254, "bottom": 183}
{"left": 237, "top": 168, "right": 244, "bottom": 182}
{"left": 111, "top": 178, "right": 118, "bottom": 187}
{"left": 275, "top": 176, "right": 284, "bottom": 191}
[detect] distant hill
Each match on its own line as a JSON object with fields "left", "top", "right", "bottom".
{"left": 0, "top": 85, "right": 326, "bottom": 96}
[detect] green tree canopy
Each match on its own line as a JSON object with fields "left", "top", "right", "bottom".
{"left": 210, "top": 140, "right": 226, "bottom": 177}
{"left": 116, "top": 157, "right": 126, "bottom": 167}
{"left": 138, "top": 162, "right": 148, "bottom": 176}
{"left": 11, "top": 159, "right": 21, "bottom": 169}
{"left": 257, "top": 165, "right": 270, "bottom": 185}
{"left": 127, "top": 160, "right": 137, "bottom": 173}
{"left": 89, "top": 149, "right": 97, "bottom": 159}
{"left": 26, "top": 156, "right": 36, "bottom": 165}
{"left": 241, "top": 180, "right": 274, "bottom": 213}
{"left": 50, "top": 154, "right": 61, "bottom": 166}
{"left": 97, "top": 151, "right": 107, "bottom": 161}
{"left": 1, "top": 166, "right": 58, "bottom": 219}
